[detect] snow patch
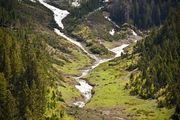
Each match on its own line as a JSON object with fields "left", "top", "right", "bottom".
{"left": 109, "top": 29, "right": 115, "bottom": 36}
{"left": 104, "top": 0, "right": 109, "bottom": 2}
{"left": 103, "top": 0, "right": 110, "bottom": 3}
{"left": 110, "top": 44, "right": 129, "bottom": 58}
{"left": 38, "top": 0, "right": 69, "bottom": 29}
{"left": 131, "top": 29, "right": 137, "bottom": 36}
{"left": 30, "top": 0, "right": 36, "bottom": 2}
{"left": 54, "top": 28, "right": 98, "bottom": 61}
{"left": 72, "top": 0, "right": 80, "bottom": 7}
{"left": 105, "top": 16, "right": 120, "bottom": 28}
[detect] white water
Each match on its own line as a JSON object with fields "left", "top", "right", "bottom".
{"left": 38, "top": 0, "right": 129, "bottom": 108}
{"left": 73, "top": 44, "right": 129, "bottom": 108}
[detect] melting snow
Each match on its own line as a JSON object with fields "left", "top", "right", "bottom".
{"left": 109, "top": 29, "right": 115, "bottom": 36}
{"left": 30, "top": 0, "right": 36, "bottom": 2}
{"left": 105, "top": 16, "right": 120, "bottom": 28}
{"left": 38, "top": 0, "right": 69, "bottom": 29}
{"left": 37, "top": 0, "right": 130, "bottom": 108}
{"left": 131, "top": 29, "right": 137, "bottom": 36}
{"left": 110, "top": 44, "right": 129, "bottom": 58}
{"left": 72, "top": 0, "right": 80, "bottom": 7}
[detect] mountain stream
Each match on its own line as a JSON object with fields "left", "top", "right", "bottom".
{"left": 38, "top": 0, "right": 129, "bottom": 108}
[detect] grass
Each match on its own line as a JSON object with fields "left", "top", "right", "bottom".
{"left": 45, "top": 87, "right": 75, "bottom": 120}
{"left": 58, "top": 82, "right": 82, "bottom": 104}
{"left": 45, "top": 32, "right": 94, "bottom": 102}
{"left": 85, "top": 45, "right": 175, "bottom": 120}
{"left": 70, "top": 9, "right": 128, "bottom": 58}
{"left": 27, "top": 1, "right": 174, "bottom": 119}
{"left": 53, "top": 48, "right": 93, "bottom": 76}
{"left": 85, "top": 10, "right": 114, "bottom": 41}
{"left": 85, "top": 10, "right": 132, "bottom": 43}
{"left": 70, "top": 10, "right": 135, "bottom": 57}
{"left": 72, "top": 23, "right": 113, "bottom": 58}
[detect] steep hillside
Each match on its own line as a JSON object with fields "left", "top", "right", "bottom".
{"left": 129, "top": 5, "right": 180, "bottom": 119}
{"left": 0, "top": 27, "right": 48, "bottom": 120}
{"left": 1, "top": 0, "right": 180, "bottom": 120}
{"left": 0, "top": 0, "right": 93, "bottom": 119}
{"left": 58, "top": 0, "right": 141, "bottom": 58}
{"left": 108, "top": 0, "right": 179, "bottom": 29}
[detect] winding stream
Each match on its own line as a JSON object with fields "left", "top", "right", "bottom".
{"left": 38, "top": 0, "right": 129, "bottom": 108}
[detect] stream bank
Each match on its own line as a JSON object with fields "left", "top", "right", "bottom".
{"left": 32, "top": 1, "right": 175, "bottom": 120}
{"left": 38, "top": 0, "right": 130, "bottom": 108}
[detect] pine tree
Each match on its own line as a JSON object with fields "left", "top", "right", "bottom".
{"left": 6, "top": 90, "right": 18, "bottom": 120}
{"left": 0, "top": 73, "right": 7, "bottom": 120}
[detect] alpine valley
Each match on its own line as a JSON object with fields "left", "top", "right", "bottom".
{"left": 0, "top": 0, "right": 179, "bottom": 120}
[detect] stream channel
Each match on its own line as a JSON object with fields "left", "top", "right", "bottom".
{"left": 38, "top": 0, "right": 129, "bottom": 108}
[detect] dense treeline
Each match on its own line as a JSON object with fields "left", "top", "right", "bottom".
{"left": 0, "top": 0, "right": 48, "bottom": 119}
{"left": 0, "top": 0, "right": 18, "bottom": 26}
{"left": 129, "top": 5, "right": 180, "bottom": 119}
{"left": 0, "top": 0, "right": 73, "bottom": 119}
{"left": 109, "top": 0, "right": 179, "bottom": 29}
{"left": 64, "top": 0, "right": 101, "bottom": 32}
{"left": 0, "top": 28, "right": 47, "bottom": 120}
{"left": 70, "top": 0, "right": 100, "bottom": 18}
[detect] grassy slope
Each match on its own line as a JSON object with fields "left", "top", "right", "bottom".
{"left": 71, "top": 10, "right": 115, "bottom": 58}
{"left": 18, "top": 1, "right": 93, "bottom": 119}
{"left": 53, "top": 48, "right": 92, "bottom": 76}
{"left": 25, "top": 1, "right": 174, "bottom": 119}
{"left": 85, "top": 44, "right": 174, "bottom": 120}
{"left": 82, "top": 10, "right": 126, "bottom": 42}
{"left": 71, "top": 10, "right": 138, "bottom": 58}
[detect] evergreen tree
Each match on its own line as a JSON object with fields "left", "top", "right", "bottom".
{"left": 109, "top": 0, "right": 179, "bottom": 29}
{"left": 0, "top": 73, "right": 7, "bottom": 120}
{"left": 129, "top": 4, "right": 180, "bottom": 119}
